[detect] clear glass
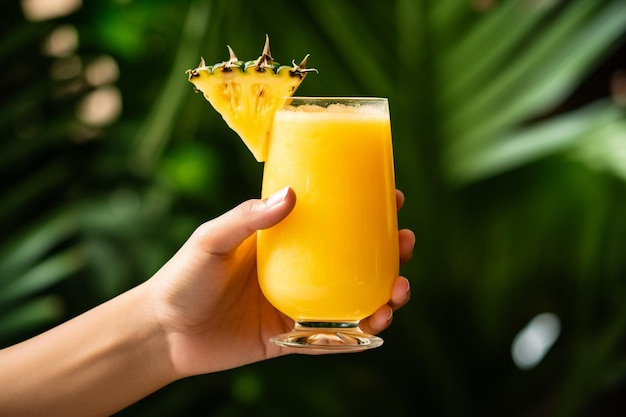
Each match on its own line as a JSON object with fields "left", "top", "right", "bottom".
{"left": 257, "top": 97, "right": 399, "bottom": 351}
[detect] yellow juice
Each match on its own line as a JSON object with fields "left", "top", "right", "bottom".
{"left": 257, "top": 99, "right": 399, "bottom": 322}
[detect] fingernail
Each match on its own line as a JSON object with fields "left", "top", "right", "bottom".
{"left": 387, "top": 307, "right": 394, "bottom": 321}
{"left": 265, "top": 186, "right": 290, "bottom": 207}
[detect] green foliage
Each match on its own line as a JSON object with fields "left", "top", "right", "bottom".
{"left": 1, "top": 0, "right": 625, "bottom": 416}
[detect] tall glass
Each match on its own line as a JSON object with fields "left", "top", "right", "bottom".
{"left": 257, "top": 97, "right": 399, "bottom": 351}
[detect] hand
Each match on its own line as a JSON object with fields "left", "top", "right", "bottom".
{"left": 148, "top": 187, "right": 414, "bottom": 378}
{"left": 0, "top": 187, "right": 413, "bottom": 417}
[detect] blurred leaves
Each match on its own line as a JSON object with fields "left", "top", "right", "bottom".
{"left": 1, "top": 0, "right": 626, "bottom": 416}
{"left": 441, "top": 0, "right": 626, "bottom": 183}
{"left": 453, "top": 99, "right": 626, "bottom": 182}
{"left": 130, "top": 0, "right": 213, "bottom": 175}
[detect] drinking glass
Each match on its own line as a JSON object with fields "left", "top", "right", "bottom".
{"left": 257, "top": 97, "right": 399, "bottom": 351}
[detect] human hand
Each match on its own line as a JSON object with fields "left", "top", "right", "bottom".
{"left": 147, "top": 187, "right": 414, "bottom": 378}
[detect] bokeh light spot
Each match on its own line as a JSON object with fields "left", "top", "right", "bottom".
{"left": 21, "top": 0, "right": 82, "bottom": 21}
{"left": 76, "top": 86, "right": 122, "bottom": 126}
{"left": 85, "top": 55, "right": 120, "bottom": 87}
{"left": 511, "top": 312, "right": 561, "bottom": 370}
{"left": 42, "top": 24, "right": 78, "bottom": 57}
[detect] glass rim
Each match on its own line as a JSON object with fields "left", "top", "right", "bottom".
{"left": 283, "top": 96, "right": 388, "bottom": 101}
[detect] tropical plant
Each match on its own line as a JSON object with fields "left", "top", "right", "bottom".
{"left": 1, "top": 0, "right": 625, "bottom": 416}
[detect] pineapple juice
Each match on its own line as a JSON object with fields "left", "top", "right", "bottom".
{"left": 257, "top": 99, "right": 399, "bottom": 322}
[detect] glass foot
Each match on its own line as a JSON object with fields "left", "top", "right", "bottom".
{"left": 270, "top": 321, "right": 383, "bottom": 351}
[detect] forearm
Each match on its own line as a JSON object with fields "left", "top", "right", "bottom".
{"left": 0, "top": 283, "right": 175, "bottom": 417}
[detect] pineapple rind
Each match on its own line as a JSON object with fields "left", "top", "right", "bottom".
{"left": 187, "top": 37, "right": 313, "bottom": 162}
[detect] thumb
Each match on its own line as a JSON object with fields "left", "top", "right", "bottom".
{"left": 191, "top": 186, "right": 296, "bottom": 255}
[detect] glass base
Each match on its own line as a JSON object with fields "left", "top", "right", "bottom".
{"left": 270, "top": 321, "right": 383, "bottom": 351}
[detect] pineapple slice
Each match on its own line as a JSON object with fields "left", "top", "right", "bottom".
{"left": 187, "top": 35, "right": 315, "bottom": 162}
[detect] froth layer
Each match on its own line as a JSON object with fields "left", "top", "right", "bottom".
{"left": 277, "top": 103, "right": 388, "bottom": 120}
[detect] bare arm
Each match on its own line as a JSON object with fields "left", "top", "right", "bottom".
{"left": 0, "top": 283, "right": 173, "bottom": 417}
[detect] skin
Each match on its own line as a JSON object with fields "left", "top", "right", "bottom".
{"left": 0, "top": 187, "right": 414, "bottom": 417}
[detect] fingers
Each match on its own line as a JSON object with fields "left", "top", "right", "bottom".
{"left": 361, "top": 304, "right": 394, "bottom": 336}
{"left": 399, "top": 229, "right": 415, "bottom": 266}
{"left": 360, "top": 275, "right": 411, "bottom": 335}
{"left": 191, "top": 187, "right": 296, "bottom": 256}
{"left": 389, "top": 276, "right": 411, "bottom": 310}
{"left": 395, "top": 189, "right": 405, "bottom": 210}
{"left": 396, "top": 189, "right": 414, "bottom": 265}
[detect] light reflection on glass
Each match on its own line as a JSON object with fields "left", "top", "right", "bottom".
{"left": 511, "top": 312, "right": 561, "bottom": 370}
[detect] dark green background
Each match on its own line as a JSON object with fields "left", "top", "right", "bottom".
{"left": 2, "top": 0, "right": 626, "bottom": 415}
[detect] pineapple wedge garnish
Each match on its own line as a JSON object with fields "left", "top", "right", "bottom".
{"left": 187, "top": 35, "right": 315, "bottom": 162}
